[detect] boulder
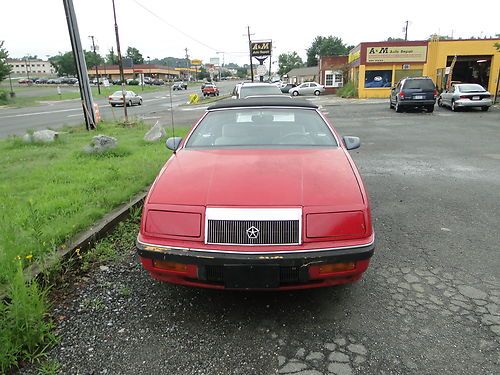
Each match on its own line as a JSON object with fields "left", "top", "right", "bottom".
{"left": 84, "top": 134, "right": 118, "bottom": 153}
{"left": 144, "top": 121, "right": 166, "bottom": 142}
{"left": 23, "top": 129, "right": 60, "bottom": 143}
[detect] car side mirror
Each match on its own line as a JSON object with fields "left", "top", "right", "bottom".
{"left": 343, "top": 136, "right": 361, "bottom": 150}
{"left": 166, "top": 137, "right": 182, "bottom": 151}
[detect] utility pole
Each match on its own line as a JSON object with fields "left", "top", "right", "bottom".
{"left": 111, "top": 0, "right": 128, "bottom": 123}
{"left": 62, "top": 0, "right": 96, "bottom": 130}
{"left": 185, "top": 47, "right": 189, "bottom": 81}
{"left": 404, "top": 20, "right": 409, "bottom": 41}
{"left": 247, "top": 26, "right": 254, "bottom": 82}
{"left": 89, "top": 35, "right": 101, "bottom": 94}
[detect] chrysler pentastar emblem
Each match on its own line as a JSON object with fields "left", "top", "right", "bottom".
{"left": 246, "top": 226, "right": 259, "bottom": 239}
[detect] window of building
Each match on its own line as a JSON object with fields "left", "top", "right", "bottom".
{"left": 394, "top": 69, "right": 423, "bottom": 83}
{"left": 325, "top": 70, "right": 343, "bottom": 87}
{"left": 364, "top": 70, "right": 392, "bottom": 88}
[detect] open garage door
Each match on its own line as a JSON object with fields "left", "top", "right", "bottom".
{"left": 446, "top": 55, "right": 492, "bottom": 89}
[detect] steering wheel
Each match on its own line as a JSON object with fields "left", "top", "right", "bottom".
{"left": 274, "top": 132, "right": 312, "bottom": 145}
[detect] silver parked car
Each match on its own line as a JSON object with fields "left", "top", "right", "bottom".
{"left": 438, "top": 83, "right": 492, "bottom": 112}
{"left": 108, "top": 91, "right": 143, "bottom": 107}
{"left": 289, "top": 82, "right": 325, "bottom": 96}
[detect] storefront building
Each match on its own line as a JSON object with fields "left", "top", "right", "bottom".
{"left": 349, "top": 38, "right": 500, "bottom": 98}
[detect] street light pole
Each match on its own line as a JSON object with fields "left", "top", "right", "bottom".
{"left": 8, "top": 72, "right": 15, "bottom": 97}
{"left": 89, "top": 35, "right": 101, "bottom": 94}
{"left": 111, "top": 0, "right": 128, "bottom": 123}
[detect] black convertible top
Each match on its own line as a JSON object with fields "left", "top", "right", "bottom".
{"left": 208, "top": 97, "right": 319, "bottom": 110}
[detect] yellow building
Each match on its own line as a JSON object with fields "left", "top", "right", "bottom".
{"left": 349, "top": 39, "right": 500, "bottom": 99}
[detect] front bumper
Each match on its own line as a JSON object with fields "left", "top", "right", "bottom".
{"left": 136, "top": 239, "right": 375, "bottom": 290}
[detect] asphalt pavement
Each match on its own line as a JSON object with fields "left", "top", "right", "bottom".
{"left": 20, "top": 99, "right": 500, "bottom": 374}
{"left": 0, "top": 81, "right": 236, "bottom": 138}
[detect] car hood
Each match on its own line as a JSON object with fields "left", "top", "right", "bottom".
{"left": 148, "top": 149, "right": 364, "bottom": 207}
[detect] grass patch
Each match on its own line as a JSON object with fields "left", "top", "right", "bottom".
{"left": 0, "top": 121, "right": 189, "bottom": 371}
{"left": 337, "top": 81, "right": 358, "bottom": 98}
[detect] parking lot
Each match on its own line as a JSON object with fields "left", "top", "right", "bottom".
{"left": 25, "top": 101, "right": 500, "bottom": 375}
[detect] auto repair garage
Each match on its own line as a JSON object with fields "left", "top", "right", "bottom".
{"left": 348, "top": 38, "right": 500, "bottom": 98}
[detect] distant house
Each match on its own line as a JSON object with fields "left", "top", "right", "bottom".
{"left": 285, "top": 66, "right": 319, "bottom": 84}
{"left": 319, "top": 55, "right": 348, "bottom": 94}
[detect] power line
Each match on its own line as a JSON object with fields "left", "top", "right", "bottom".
{"left": 132, "top": 0, "right": 220, "bottom": 52}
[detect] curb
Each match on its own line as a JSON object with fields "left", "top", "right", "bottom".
{"left": 1, "top": 190, "right": 148, "bottom": 300}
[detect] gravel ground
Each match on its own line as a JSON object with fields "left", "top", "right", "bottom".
{"left": 21, "top": 100, "right": 500, "bottom": 375}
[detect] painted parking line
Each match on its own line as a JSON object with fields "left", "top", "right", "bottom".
{"left": 0, "top": 107, "right": 81, "bottom": 119}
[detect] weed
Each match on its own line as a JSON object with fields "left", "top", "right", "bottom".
{"left": 337, "top": 81, "right": 358, "bottom": 98}
{"left": 118, "top": 286, "right": 132, "bottom": 297}
{"left": 82, "top": 297, "right": 104, "bottom": 311}
{"left": 37, "top": 359, "right": 61, "bottom": 375}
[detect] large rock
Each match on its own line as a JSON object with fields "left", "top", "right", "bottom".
{"left": 23, "top": 129, "right": 60, "bottom": 143}
{"left": 144, "top": 121, "right": 166, "bottom": 142}
{"left": 84, "top": 134, "right": 118, "bottom": 153}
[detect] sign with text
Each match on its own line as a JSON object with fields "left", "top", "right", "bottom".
{"left": 366, "top": 46, "right": 427, "bottom": 63}
{"left": 251, "top": 41, "right": 272, "bottom": 57}
{"left": 191, "top": 59, "right": 202, "bottom": 65}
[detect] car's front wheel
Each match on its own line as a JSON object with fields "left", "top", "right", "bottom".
{"left": 314, "top": 90, "right": 320, "bottom": 96}
{"left": 451, "top": 100, "right": 457, "bottom": 111}
{"left": 437, "top": 98, "right": 443, "bottom": 107}
{"left": 389, "top": 98, "right": 394, "bottom": 109}
{"left": 292, "top": 91, "right": 299, "bottom": 96}
{"left": 138, "top": 99, "right": 143, "bottom": 106}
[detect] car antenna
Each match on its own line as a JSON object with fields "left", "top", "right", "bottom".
{"left": 168, "top": 80, "right": 177, "bottom": 155}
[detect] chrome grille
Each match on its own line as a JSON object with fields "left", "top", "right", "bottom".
{"left": 206, "top": 220, "right": 300, "bottom": 245}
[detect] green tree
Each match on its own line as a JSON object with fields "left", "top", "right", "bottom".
{"left": 106, "top": 47, "right": 118, "bottom": 65}
{"left": 236, "top": 67, "right": 247, "bottom": 78}
{"left": 84, "top": 50, "right": 103, "bottom": 69}
{"left": 49, "top": 52, "right": 76, "bottom": 76}
{"left": 126, "top": 46, "right": 144, "bottom": 64}
{"left": 306, "top": 36, "right": 352, "bottom": 66}
{"left": 278, "top": 52, "right": 304, "bottom": 76}
{"left": 0, "top": 41, "right": 12, "bottom": 82}
{"left": 387, "top": 37, "right": 405, "bottom": 41}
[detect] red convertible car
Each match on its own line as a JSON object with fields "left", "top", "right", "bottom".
{"left": 137, "top": 97, "right": 374, "bottom": 290}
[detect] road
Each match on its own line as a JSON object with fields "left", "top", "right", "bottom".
{"left": 0, "top": 81, "right": 236, "bottom": 138}
{"left": 21, "top": 100, "right": 500, "bottom": 374}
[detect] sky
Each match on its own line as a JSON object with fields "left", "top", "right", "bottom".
{"left": 1, "top": 0, "right": 499, "bottom": 67}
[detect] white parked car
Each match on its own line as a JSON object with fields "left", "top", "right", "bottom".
{"left": 108, "top": 91, "right": 143, "bottom": 107}
{"left": 289, "top": 82, "right": 325, "bottom": 96}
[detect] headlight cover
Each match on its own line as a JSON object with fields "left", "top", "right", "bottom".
{"left": 145, "top": 210, "right": 201, "bottom": 238}
{"left": 306, "top": 211, "right": 366, "bottom": 239}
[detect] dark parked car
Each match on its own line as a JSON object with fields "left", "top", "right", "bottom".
{"left": 35, "top": 78, "right": 48, "bottom": 84}
{"left": 389, "top": 77, "right": 437, "bottom": 113}
{"left": 280, "top": 83, "right": 297, "bottom": 93}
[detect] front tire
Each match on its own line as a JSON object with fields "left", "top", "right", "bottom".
{"left": 389, "top": 99, "right": 394, "bottom": 109}
{"left": 437, "top": 98, "right": 443, "bottom": 107}
{"left": 139, "top": 99, "right": 142, "bottom": 106}
{"left": 292, "top": 91, "right": 299, "bottom": 96}
{"left": 451, "top": 100, "right": 457, "bottom": 111}
{"left": 314, "top": 90, "right": 320, "bottom": 96}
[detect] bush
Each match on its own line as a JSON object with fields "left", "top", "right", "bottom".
{"left": 128, "top": 80, "right": 139, "bottom": 86}
{"left": 337, "top": 81, "right": 358, "bottom": 98}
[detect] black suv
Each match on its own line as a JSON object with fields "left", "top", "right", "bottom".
{"left": 389, "top": 77, "right": 437, "bottom": 113}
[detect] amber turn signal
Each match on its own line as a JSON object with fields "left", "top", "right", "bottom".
{"left": 153, "top": 260, "right": 188, "bottom": 272}
{"left": 319, "top": 262, "right": 355, "bottom": 274}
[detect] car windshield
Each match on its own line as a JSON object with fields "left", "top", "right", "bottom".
{"left": 185, "top": 108, "right": 338, "bottom": 149}
{"left": 403, "top": 79, "right": 435, "bottom": 90}
{"left": 458, "top": 84, "right": 485, "bottom": 93}
{"left": 240, "top": 85, "right": 282, "bottom": 98}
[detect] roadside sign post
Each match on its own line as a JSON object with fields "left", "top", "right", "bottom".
{"left": 250, "top": 41, "right": 272, "bottom": 82}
